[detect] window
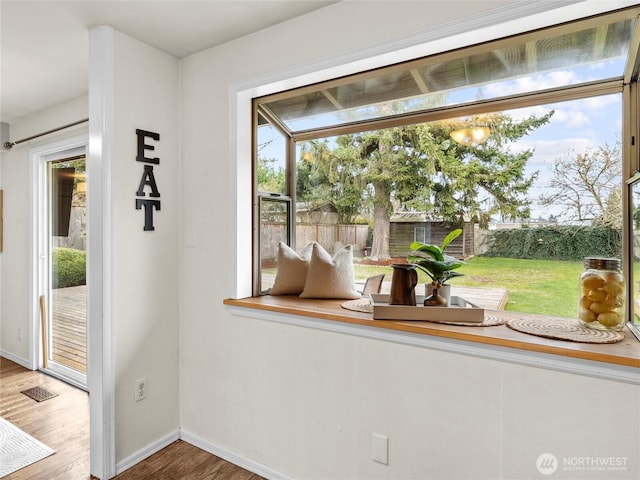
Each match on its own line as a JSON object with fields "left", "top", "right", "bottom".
{"left": 627, "top": 174, "right": 640, "bottom": 340}
{"left": 258, "top": 195, "right": 291, "bottom": 292}
{"left": 253, "top": 8, "right": 640, "bottom": 324}
{"left": 259, "top": 11, "right": 634, "bottom": 134}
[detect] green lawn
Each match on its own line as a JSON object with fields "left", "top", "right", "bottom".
{"left": 354, "top": 257, "right": 583, "bottom": 318}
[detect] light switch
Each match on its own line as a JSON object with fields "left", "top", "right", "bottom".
{"left": 372, "top": 433, "right": 388, "bottom": 465}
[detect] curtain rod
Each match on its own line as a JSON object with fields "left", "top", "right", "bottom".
{"left": 3, "top": 118, "right": 89, "bottom": 150}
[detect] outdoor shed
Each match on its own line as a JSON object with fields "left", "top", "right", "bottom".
{"left": 389, "top": 212, "right": 474, "bottom": 258}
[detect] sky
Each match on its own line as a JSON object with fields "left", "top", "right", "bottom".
{"left": 499, "top": 69, "right": 623, "bottom": 220}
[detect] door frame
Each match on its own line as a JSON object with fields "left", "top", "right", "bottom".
{"left": 30, "top": 130, "right": 116, "bottom": 479}
{"left": 32, "top": 139, "right": 88, "bottom": 389}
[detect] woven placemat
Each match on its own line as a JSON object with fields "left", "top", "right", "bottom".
{"left": 341, "top": 298, "right": 372, "bottom": 313}
{"left": 341, "top": 299, "right": 505, "bottom": 327}
{"left": 429, "top": 314, "right": 505, "bottom": 327}
{"left": 506, "top": 317, "right": 625, "bottom": 344}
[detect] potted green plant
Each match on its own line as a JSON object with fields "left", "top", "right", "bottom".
{"left": 407, "top": 228, "right": 465, "bottom": 306}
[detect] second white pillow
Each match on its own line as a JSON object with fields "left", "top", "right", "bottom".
{"left": 299, "top": 243, "right": 360, "bottom": 299}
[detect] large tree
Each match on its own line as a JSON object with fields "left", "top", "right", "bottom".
{"left": 257, "top": 157, "right": 285, "bottom": 193}
{"left": 297, "top": 139, "right": 366, "bottom": 224}
{"left": 298, "top": 112, "right": 553, "bottom": 259}
{"left": 538, "top": 140, "right": 622, "bottom": 227}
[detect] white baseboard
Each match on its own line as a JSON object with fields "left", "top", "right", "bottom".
{"left": 0, "top": 351, "right": 32, "bottom": 369}
{"left": 180, "top": 429, "right": 291, "bottom": 480}
{"left": 115, "top": 429, "right": 180, "bottom": 475}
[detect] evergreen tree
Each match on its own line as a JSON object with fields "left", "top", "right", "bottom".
{"left": 298, "top": 112, "right": 553, "bottom": 259}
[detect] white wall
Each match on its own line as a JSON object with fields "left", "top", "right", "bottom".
{"left": 107, "top": 30, "right": 181, "bottom": 465}
{"left": 0, "top": 96, "right": 88, "bottom": 366}
{"left": 180, "top": 1, "right": 639, "bottom": 479}
{"left": 2, "top": 1, "right": 639, "bottom": 478}
{"left": 1, "top": 26, "right": 183, "bottom": 470}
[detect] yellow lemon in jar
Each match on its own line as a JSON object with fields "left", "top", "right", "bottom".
{"left": 597, "top": 311, "right": 621, "bottom": 327}
{"left": 579, "top": 308, "right": 596, "bottom": 323}
{"left": 589, "top": 302, "right": 612, "bottom": 314}
{"left": 604, "top": 279, "right": 624, "bottom": 296}
{"left": 581, "top": 274, "right": 605, "bottom": 291}
{"left": 579, "top": 296, "right": 592, "bottom": 309}
{"left": 603, "top": 271, "right": 624, "bottom": 284}
{"left": 587, "top": 289, "right": 607, "bottom": 303}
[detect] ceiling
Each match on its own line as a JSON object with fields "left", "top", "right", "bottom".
{"left": 0, "top": 0, "right": 336, "bottom": 124}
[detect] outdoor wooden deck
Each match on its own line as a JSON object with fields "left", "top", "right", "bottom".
{"left": 377, "top": 283, "right": 508, "bottom": 310}
{"left": 51, "top": 285, "right": 86, "bottom": 373}
{"left": 441, "top": 285, "right": 508, "bottom": 310}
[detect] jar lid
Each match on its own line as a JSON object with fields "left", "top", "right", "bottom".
{"left": 584, "top": 257, "right": 621, "bottom": 271}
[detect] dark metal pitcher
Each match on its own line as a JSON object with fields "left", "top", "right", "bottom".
{"left": 389, "top": 264, "right": 418, "bottom": 306}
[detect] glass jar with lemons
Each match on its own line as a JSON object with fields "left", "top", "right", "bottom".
{"left": 578, "top": 257, "right": 625, "bottom": 331}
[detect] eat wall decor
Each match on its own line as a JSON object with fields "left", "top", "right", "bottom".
{"left": 135, "top": 129, "right": 161, "bottom": 231}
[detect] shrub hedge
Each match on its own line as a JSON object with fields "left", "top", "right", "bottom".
{"left": 52, "top": 247, "right": 86, "bottom": 288}
{"left": 482, "top": 225, "right": 622, "bottom": 261}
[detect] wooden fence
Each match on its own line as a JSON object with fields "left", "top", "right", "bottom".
{"left": 261, "top": 223, "right": 369, "bottom": 261}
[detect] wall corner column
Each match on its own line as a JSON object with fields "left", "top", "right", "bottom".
{"left": 88, "top": 24, "right": 116, "bottom": 480}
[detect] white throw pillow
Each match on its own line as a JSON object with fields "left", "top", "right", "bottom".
{"left": 269, "top": 242, "right": 313, "bottom": 295}
{"left": 300, "top": 243, "right": 360, "bottom": 299}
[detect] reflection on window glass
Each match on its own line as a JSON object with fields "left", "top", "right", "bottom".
{"left": 630, "top": 178, "right": 640, "bottom": 330}
{"left": 259, "top": 196, "right": 290, "bottom": 292}
{"left": 262, "top": 17, "right": 634, "bottom": 132}
{"left": 48, "top": 157, "right": 88, "bottom": 374}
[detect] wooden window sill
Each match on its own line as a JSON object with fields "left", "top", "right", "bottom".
{"left": 224, "top": 296, "right": 640, "bottom": 380}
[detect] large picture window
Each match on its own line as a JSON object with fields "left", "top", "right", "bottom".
{"left": 253, "top": 8, "right": 640, "bottom": 324}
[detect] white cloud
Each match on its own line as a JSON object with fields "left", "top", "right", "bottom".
{"left": 504, "top": 104, "right": 551, "bottom": 121}
{"left": 502, "top": 93, "right": 620, "bottom": 138}
{"left": 504, "top": 103, "right": 590, "bottom": 129}
{"left": 514, "top": 138, "right": 596, "bottom": 168}
{"left": 484, "top": 71, "right": 579, "bottom": 98}
{"left": 562, "top": 110, "right": 591, "bottom": 128}
{"left": 580, "top": 94, "right": 618, "bottom": 109}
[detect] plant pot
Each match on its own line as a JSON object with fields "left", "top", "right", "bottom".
{"left": 425, "top": 283, "right": 451, "bottom": 306}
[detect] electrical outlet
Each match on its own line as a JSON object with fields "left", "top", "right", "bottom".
{"left": 135, "top": 377, "right": 148, "bottom": 402}
{"left": 17, "top": 328, "right": 22, "bottom": 342}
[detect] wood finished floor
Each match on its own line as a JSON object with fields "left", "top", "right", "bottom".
{"left": 0, "top": 356, "right": 89, "bottom": 479}
{"left": 0, "top": 358, "right": 264, "bottom": 479}
{"left": 113, "top": 441, "right": 264, "bottom": 480}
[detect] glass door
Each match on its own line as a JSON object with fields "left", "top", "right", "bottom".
{"left": 42, "top": 152, "right": 87, "bottom": 388}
